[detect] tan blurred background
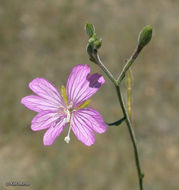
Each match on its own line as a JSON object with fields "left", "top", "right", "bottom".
{"left": 0, "top": 0, "right": 178, "bottom": 189}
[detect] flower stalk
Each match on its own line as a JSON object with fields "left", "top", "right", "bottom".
{"left": 117, "top": 46, "right": 142, "bottom": 85}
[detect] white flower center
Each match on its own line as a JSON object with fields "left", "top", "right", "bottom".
{"left": 62, "top": 105, "right": 74, "bottom": 144}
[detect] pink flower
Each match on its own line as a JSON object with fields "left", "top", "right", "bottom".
{"left": 21, "top": 65, "right": 107, "bottom": 146}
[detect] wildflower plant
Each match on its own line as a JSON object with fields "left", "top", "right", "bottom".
{"left": 21, "top": 23, "right": 152, "bottom": 190}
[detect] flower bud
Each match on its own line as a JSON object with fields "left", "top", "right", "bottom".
{"left": 88, "top": 33, "right": 98, "bottom": 43}
{"left": 138, "top": 25, "right": 152, "bottom": 50}
{"left": 94, "top": 39, "right": 102, "bottom": 49}
{"left": 88, "top": 34, "right": 102, "bottom": 50}
{"left": 88, "top": 37, "right": 95, "bottom": 44}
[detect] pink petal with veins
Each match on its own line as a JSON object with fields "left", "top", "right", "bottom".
{"left": 29, "top": 78, "right": 65, "bottom": 107}
{"left": 31, "top": 111, "right": 63, "bottom": 131}
{"left": 75, "top": 108, "right": 107, "bottom": 134}
{"left": 21, "top": 95, "right": 59, "bottom": 112}
{"left": 66, "top": 65, "right": 105, "bottom": 107}
{"left": 71, "top": 111, "right": 95, "bottom": 146}
{"left": 43, "top": 118, "right": 67, "bottom": 146}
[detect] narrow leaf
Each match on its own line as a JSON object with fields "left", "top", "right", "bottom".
{"left": 106, "top": 117, "right": 125, "bottom": 126}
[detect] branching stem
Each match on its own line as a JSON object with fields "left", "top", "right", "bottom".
{"left": 92, "top": 50, "right": 144, "bottom": 190}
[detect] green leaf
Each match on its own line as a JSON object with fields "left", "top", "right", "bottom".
{"left": 85, "top": 23, "right": 95, "bottom": 38}
{"left": 106, "top": 117, "right": 125, "bottom": 126}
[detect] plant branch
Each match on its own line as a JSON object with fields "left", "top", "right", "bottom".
{"left": 117, "top": 46, "right": 141, "bottom": 85}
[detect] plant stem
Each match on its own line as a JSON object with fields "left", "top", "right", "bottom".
{"left": 117, "top": 46, "right": 141, "bottom": 85}
{"left": 92, "top": 50, "right": 144, "bottom": 190}
{"left": 92, "top": 50, "right": 117, "bottom": 86}
{"left": 115, "top": 85, "right": 144, "bottom": 190}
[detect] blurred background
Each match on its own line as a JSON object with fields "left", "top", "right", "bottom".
{"left": 0, "top": 0, "right": 178, "bottom": 189}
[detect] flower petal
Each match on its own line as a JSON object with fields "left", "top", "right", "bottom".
{"left": 43, "top": 118, "right": 67, "bottom": 146}
{"left": 29, "top": 78, "right": 65, "bottom": 107}
{"left": 66, "top": 65, "right": 105, "bottom": 107}
{"left": 21, "top": 95, "right": 59, "bottom": 112}
{"left": 71, "top": 111, "right": 95, "bottom": 146}
{"left": 76, "top": 108, "right": 107, "bottom": 134}
{"left": 31, "top": 111, "right": 62, "bottom": 131}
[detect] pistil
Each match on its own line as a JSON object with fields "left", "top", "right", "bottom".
{"left": 64, "top": 125, "right": 72, "bottom": 143}
{"left": 64, "top": 109, "right": 72, "bottom": 143}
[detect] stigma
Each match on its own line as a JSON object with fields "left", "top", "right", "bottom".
{"left": 64, "top": 136, "right": 70, "bottom": 143}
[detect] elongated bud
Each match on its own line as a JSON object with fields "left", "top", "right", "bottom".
{"left": 138, "top": 25, "right": 152, "bottom": 50}
{"left": 85, "top": 23, "right": 95, "bottom": 38}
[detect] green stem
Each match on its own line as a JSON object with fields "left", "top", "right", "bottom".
{"left": 92, "top": 50, "right": 117, "bottom": 86}
{"left": 115, "top": 85, "right": 144, "bottom": 190}
{"left": 117, "top": 46, "right": 141, "bottom": 85}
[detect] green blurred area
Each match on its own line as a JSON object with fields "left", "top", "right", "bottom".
{"left": 0, "top": 0, "right": 178, "bottom": 189}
